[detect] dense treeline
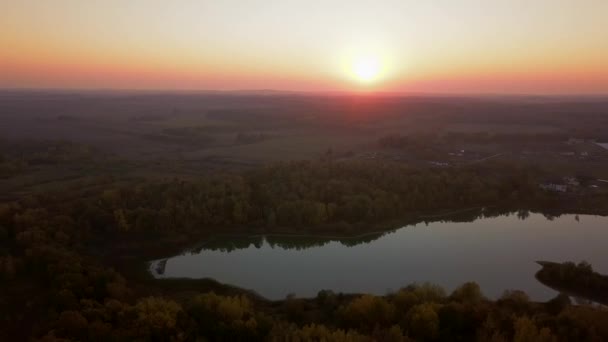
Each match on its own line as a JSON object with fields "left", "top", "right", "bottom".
{"left": 2, "top": 160, "right": 545, "bottom": 263}
{"left": 377, "top": 132, "right": 569, "bottom": 150}
{"left": 1, "top": 160, "right": 606, "bottom": 340}
{"left": 81, "top": 160, "right": 542, "bottom": 233}
{"left": 183, "top": 208, "right": 541, "bottom": 253}
{"left": 441, "top": 132, "right": 568, "bottom": 144}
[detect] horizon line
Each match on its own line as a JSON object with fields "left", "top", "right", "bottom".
{"left": 1, "top": 86, "right": 608, "bottom": 99}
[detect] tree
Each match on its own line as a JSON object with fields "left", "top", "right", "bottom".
{"left": 451, "top": 282, "right": 485, "bottom": 304}
{"left": 0, "top": 255, "right": 17, "bottom": 280}
{"left": 270, "top": 323, "right": 371, "bottom": 342}
{"left": 187, "top": 292, "right": 262, "bottom": 340}
{"left": 499, "top": 290, "right": 532, "bottom": 313}
{"left": 56, "top": 310, "right": 88, "bottom": 340}
{"left": 135, "top": 297, "right": 182, "bottom": 340}
{"left": 113, "top": 209, "right": 130, "bottom": 232}
{"left": 477, "top": 316, "right": 508, "bottom": 342}
{"left": 545, "top": 293, "right": 571, "bottom": 314}
{"left": 513, "top": 316, "right": 556, "bottom": 342}
{"left": 405, "top": 303, "right": 440, "bottom": 341}
{"left": 339, "top": 295, "right": 395, "bottom": 331}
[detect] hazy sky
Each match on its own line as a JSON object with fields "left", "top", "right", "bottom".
{"left": 1, "top": 0, "right": 607, "bottom": 93}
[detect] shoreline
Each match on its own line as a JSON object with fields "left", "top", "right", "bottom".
{"left": 104, "top": 205, "right": 608, "bottom": 303}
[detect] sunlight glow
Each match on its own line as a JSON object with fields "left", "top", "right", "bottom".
{"left": 352, "top": 56, "right": 381, "bottom": 83}
{"left": 1, "top": 1, "right": 607, "bottom": 93}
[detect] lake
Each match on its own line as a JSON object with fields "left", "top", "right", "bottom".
{"left": 149, "top": 211, "right": 608, "bottom": 301}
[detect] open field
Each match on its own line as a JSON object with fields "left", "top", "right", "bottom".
{"left": 2, "top": 91, "right": 608, "bottom": 196}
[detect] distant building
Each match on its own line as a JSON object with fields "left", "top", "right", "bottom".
{"left": 540, "top": 183, "right": 568, "bottom": 192}
{"left": 564, "top": 177, "right": 580, "bottom": 187}
{"left": 429, "top": 161, "right": 449, "bottom": 167}
{"left": 539, "top": 176, "right": 580, "bottom": 193}
{"left": 567, "top": 138, "right": 596, "bottom": 145}
{"left": 567, "top": 138, "right": 585, "bottom": 145}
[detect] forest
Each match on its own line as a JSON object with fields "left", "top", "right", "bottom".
{"left": 2, "top": 157, "right": 608, "bottom": 341}
{"left": 2, "top": 159, "right": 548, "bottom": 236}
{"left": 2, "top": 93, "right": 608, "bottom": 340}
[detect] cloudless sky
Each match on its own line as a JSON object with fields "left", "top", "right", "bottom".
{"left": 1, "top": 0, "right": 607, "bottom": 94}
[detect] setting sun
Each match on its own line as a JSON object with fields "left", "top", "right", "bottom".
{"left": 352, "top": 56, "right": 381, "bottom": 83}
{"left": 1, "top": 1, "right": 607, "bottom": 93}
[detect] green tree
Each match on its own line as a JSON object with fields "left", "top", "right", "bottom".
{"left": 339, "top": 294, "right": 395, "bottom": 331}
{"left": 513, "top": 316, "right": 556, "bottom": 342}
{"left": 451, "top": 282, "right": 485, "bottom": 304}
{"left": 405, "top": 303, "right": 440, "bottom": 341}
{"left": 135, "top": 297, "right": 182, "bottom": 340}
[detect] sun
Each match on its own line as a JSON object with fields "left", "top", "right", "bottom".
{"left": 352, "top": 56, "right": 381, "bottom": 83}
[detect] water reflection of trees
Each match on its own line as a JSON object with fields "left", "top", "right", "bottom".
{"left": 183, "top": 208, "right": 575, "bottom": 254}
{"left": 187, "top": 232, "right": 387, "bottom": 253}
{"left": 188, "top": 236, "right": 266, "bottom": 253}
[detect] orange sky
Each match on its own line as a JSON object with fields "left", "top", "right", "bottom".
{"left": 1, "top": 0, "right": 607, "bottom": 94}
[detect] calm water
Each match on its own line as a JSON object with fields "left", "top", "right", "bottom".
{"left": 149, "top": 212, "right": 608, "bottom": 300}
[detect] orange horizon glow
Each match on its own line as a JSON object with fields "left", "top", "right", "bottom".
{"left": 1, "top": 1, "right": 608, "bottom": 94}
